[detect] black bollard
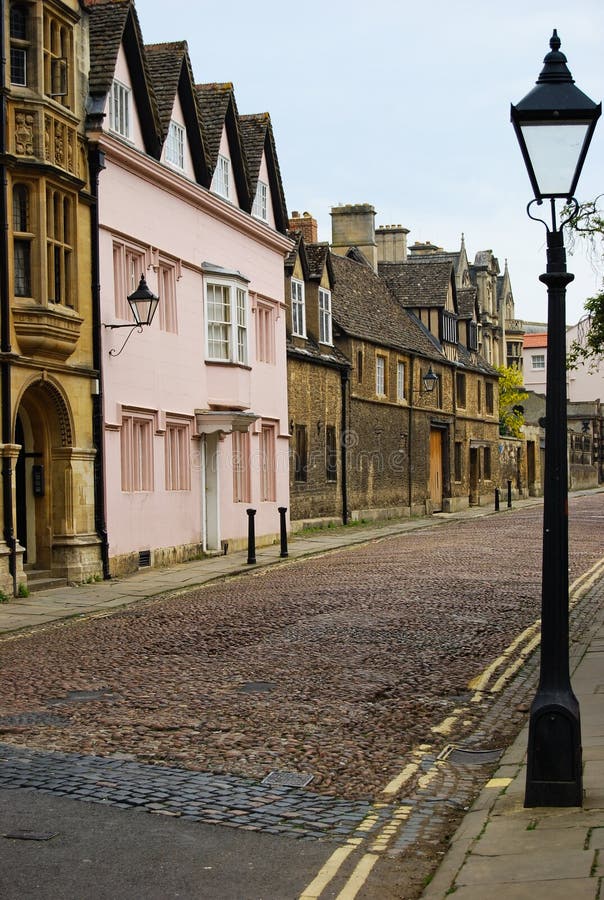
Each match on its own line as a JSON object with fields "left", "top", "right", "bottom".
{"left": 246, "top": 508, "right": 256, "bottom": 564}
{"left": 278, "top": 506, "right": 288, "bottom": 558}
{"left": 495, "top": 487, "right": 500, "bottom": 511}
{"left": 507, "top": 480, "right": 512, "bottom": 508}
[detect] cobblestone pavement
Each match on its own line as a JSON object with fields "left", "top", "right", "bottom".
{"left": 0, "top": 494, "right": 602, "bottom": 879}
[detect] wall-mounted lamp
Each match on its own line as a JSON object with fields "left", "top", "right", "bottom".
{"left": 104, "top": 275, "right": 160, "bottom": 356}
{"left": 422, "top": 366, "right": 439, "bottom": 393}
{"left": 317, "top": 419, "right": 323, "bottom": 434}
{"left": 289, "top": 418, "right": 294, "bottom": 434}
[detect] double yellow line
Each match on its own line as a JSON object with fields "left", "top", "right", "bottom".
{"left": 299, "top": 554, "right": 604, "bottom": 900}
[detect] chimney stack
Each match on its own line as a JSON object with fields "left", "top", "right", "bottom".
{"left": 330, "top": 203, "right": 377, "bottom": 271}
{"left": 289, "top": 210, "right": 318, "bottom": 244}
{"left": 376, "top": 224, "right": 410, "bottom": 264}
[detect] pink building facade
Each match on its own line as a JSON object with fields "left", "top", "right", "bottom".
{"left": 85, "top": 2, "right": 291, "bottom": 575}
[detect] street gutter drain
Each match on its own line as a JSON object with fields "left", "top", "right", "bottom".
{"left": 3, "top": 831, "right": 59, "bottom": 841}
{"left": 438, "top": 745, "right": 503, "bottom": 765}
{"left": 262, "top": 771, "right": 314, "bottom": 788}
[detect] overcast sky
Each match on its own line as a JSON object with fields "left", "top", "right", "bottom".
{"left": 136, "top": 0, "right": 603, "bottom": 326}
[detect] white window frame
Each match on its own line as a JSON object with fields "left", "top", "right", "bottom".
{"left": 214, "top": 154, "right": 230, "bottom": 199}
{"left": 165, "top": 120, "right": 185, "bottom": 169}
{"left": 397, "top": 361, "right": 406, "bottom": 402}
{"left": 376, "top": 355, "right": 386, "bottom": 396}
{"left": 532, "top": 353, "right": 545, "bottom": 370}
{"left": 109, "top": 79, "right": 131, "bottom": 139}
{"left": 291, "top": 278, "right": 306, "bottom": 337}
{"left": 319, "top": 288, "right": 332, "bottom": 345}
{"left": 252, "top": 180, "right": 268, "bottom": 220}
{"left": 205, "top": 278, "right": 248, "bottom": 364}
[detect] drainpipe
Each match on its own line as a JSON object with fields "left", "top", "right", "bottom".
{"left": 340, "top": 366, "right": 349, "bottom": 524}
{"left": 0, "top": 0, "right": 17, "bottom": 594}
{"left": 408, "top": 356, "right": 415, "bottom": 512}
{"left": 88, "top": 144, "right": 110, "bottom": 579}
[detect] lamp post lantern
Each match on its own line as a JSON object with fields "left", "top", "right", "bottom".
{"left": 511, "top": 30, "right": 600, "bottom": 807}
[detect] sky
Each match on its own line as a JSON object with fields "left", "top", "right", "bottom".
{"left": 136, "top": 0, "right": 604, "bottom": 326}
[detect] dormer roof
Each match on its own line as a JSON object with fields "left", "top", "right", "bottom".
{"left": 145, "top": 41, "right": 210, "bottom": 185}
{"left": 196, "top": 83, "right": 251, "bottom": 207}
{"left": 85, "top": 0, "right": 161, "bottom": 157}
{"left": 379, "top": 259, "right": 457, "bottom": 311}
{"left": 239, "top": 113, "right": 289, "bottom": 234}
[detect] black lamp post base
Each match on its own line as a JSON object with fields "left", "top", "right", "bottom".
{"left": 525, "top": 693, "right": 582, "bottom": 807}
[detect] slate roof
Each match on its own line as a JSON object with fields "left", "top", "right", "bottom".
{"left": 195, "top": 83, "right": 234, "bottom": 170}
{"left": 85, "top": 0, "right": 161, "bottom": 157}
{"left": 287, "top": 333, "right": 350, "bottom": 370}
{"left": 239, "top": 113, "right": 289, "bottom": 234}
{"left": 145, "top": 42, "right": 187, "bottom": 136}
{"left": 378, "top": 259, "right": 456, "bottom": 310}
{"left": 86, "top": 0, "right": 131, "bottom": 97}
{"left": 457, "top": 286, "right": 478, "bottom": 319}
{"left": 306, "top": 243, "right": 332, "bottom": 282}
{"left": 239, "top": 114, "right": 267, "bottom": 188}
{"left": 330, "top": 254, "right": 443, "bottom": 361}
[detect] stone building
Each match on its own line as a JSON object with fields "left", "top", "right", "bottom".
{"left": 285, "top": 204, "right": 502, "bottom": 523}
{"left": 1, "top": 0, "right": 101, "bottom": 594}
{"left": 285, "top": 223, "right": 350, "bottom": 523}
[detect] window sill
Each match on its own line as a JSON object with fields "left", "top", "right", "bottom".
{"left": 205, "top": 360, "right": 252, "bottom": 372}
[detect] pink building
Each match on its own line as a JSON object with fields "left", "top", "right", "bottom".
{"left": 85, "top": 2, "right": 292, "bottom": 575}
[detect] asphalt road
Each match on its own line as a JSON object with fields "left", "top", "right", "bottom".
{"left": 0, "top": 786, "right": 331, "bottom": 900}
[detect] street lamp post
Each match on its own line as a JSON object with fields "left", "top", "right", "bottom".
{"left": 511, "top": 31, "right": 600, "bottom": 807}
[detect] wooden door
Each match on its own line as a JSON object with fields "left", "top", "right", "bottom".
{"left": 429, "top": 429, "right": 443, "bottom": 511}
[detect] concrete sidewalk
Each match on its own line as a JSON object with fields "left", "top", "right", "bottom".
{"left": 0, "top": 494, "right": 546, "bottom": 635}
{"left": 423, "top": 571, "right": 604, "bottom": 899}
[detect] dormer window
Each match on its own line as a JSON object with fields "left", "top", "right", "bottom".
{"left": 109, "top": 80, "right": 131, "bottom": 139}
{"left": 319, "top": 288, "right": 332, "bottom": 344}
{"left": 468, "top": 320, "right": 479, "bottom": 351}
{"left": 291, "top": 279, "right": 306, "bottom": 337}
{"left": 441, "top": 311, "right": 457, "bottom": 344}
{"left": 252, "top": 181, "right": 268, "bottom": 220}
{"left": 214, "top": 154, "right": 230, "bottom": 199}
{"left": 165, "top": 121, "right": 184, "bottom": 169}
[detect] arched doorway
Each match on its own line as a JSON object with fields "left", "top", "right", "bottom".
{"left": 15, "top": 377, "right": 74, "bottom": 575}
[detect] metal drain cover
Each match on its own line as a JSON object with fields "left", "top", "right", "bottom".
{"left": 442, "top": 746, "right": 503, "bottom": 765}
{"left": 0, "top": 712, "right": 69, "bottom": 727}
{"left": 262, "top": 771, "right": 314, "bottom": 788}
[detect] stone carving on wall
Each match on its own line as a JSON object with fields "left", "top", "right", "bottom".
{"left": 15, "top": 110, "right": 35, "bottom": 156}
{"left": 44, "top": 114, "right": 77, "bottom": 175}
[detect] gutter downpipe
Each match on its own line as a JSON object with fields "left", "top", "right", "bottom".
{"left": 0, "top": 0, "right": 17, "bottom": 594}
{"left": 340, "top": 366, "right": 349, "bottom": 524}
{"left": 88, "top": 143, "right": 110, "bottom": 579}
{"left": 408, "top": 356, "right": 415, "bottom": 513}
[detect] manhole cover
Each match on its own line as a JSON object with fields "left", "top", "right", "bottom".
{"left": 262, "top": 771, "right": 314, "bottom": 788}
{"left": 238, "top": 682, "right": 276, "bottom": 694}
{"left": 441, "top": 746, "right": 503, "bottom": 766}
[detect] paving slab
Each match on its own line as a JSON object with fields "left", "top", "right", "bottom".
{"left": 450, "top": 879, "right": 598, "bottom": 900}
{"left": 456, "top": 848, "right": 595, "bottom": 885}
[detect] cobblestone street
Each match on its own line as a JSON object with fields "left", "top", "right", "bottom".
{"left": 1, "top": 493, "right": 602, "bottom": 813}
